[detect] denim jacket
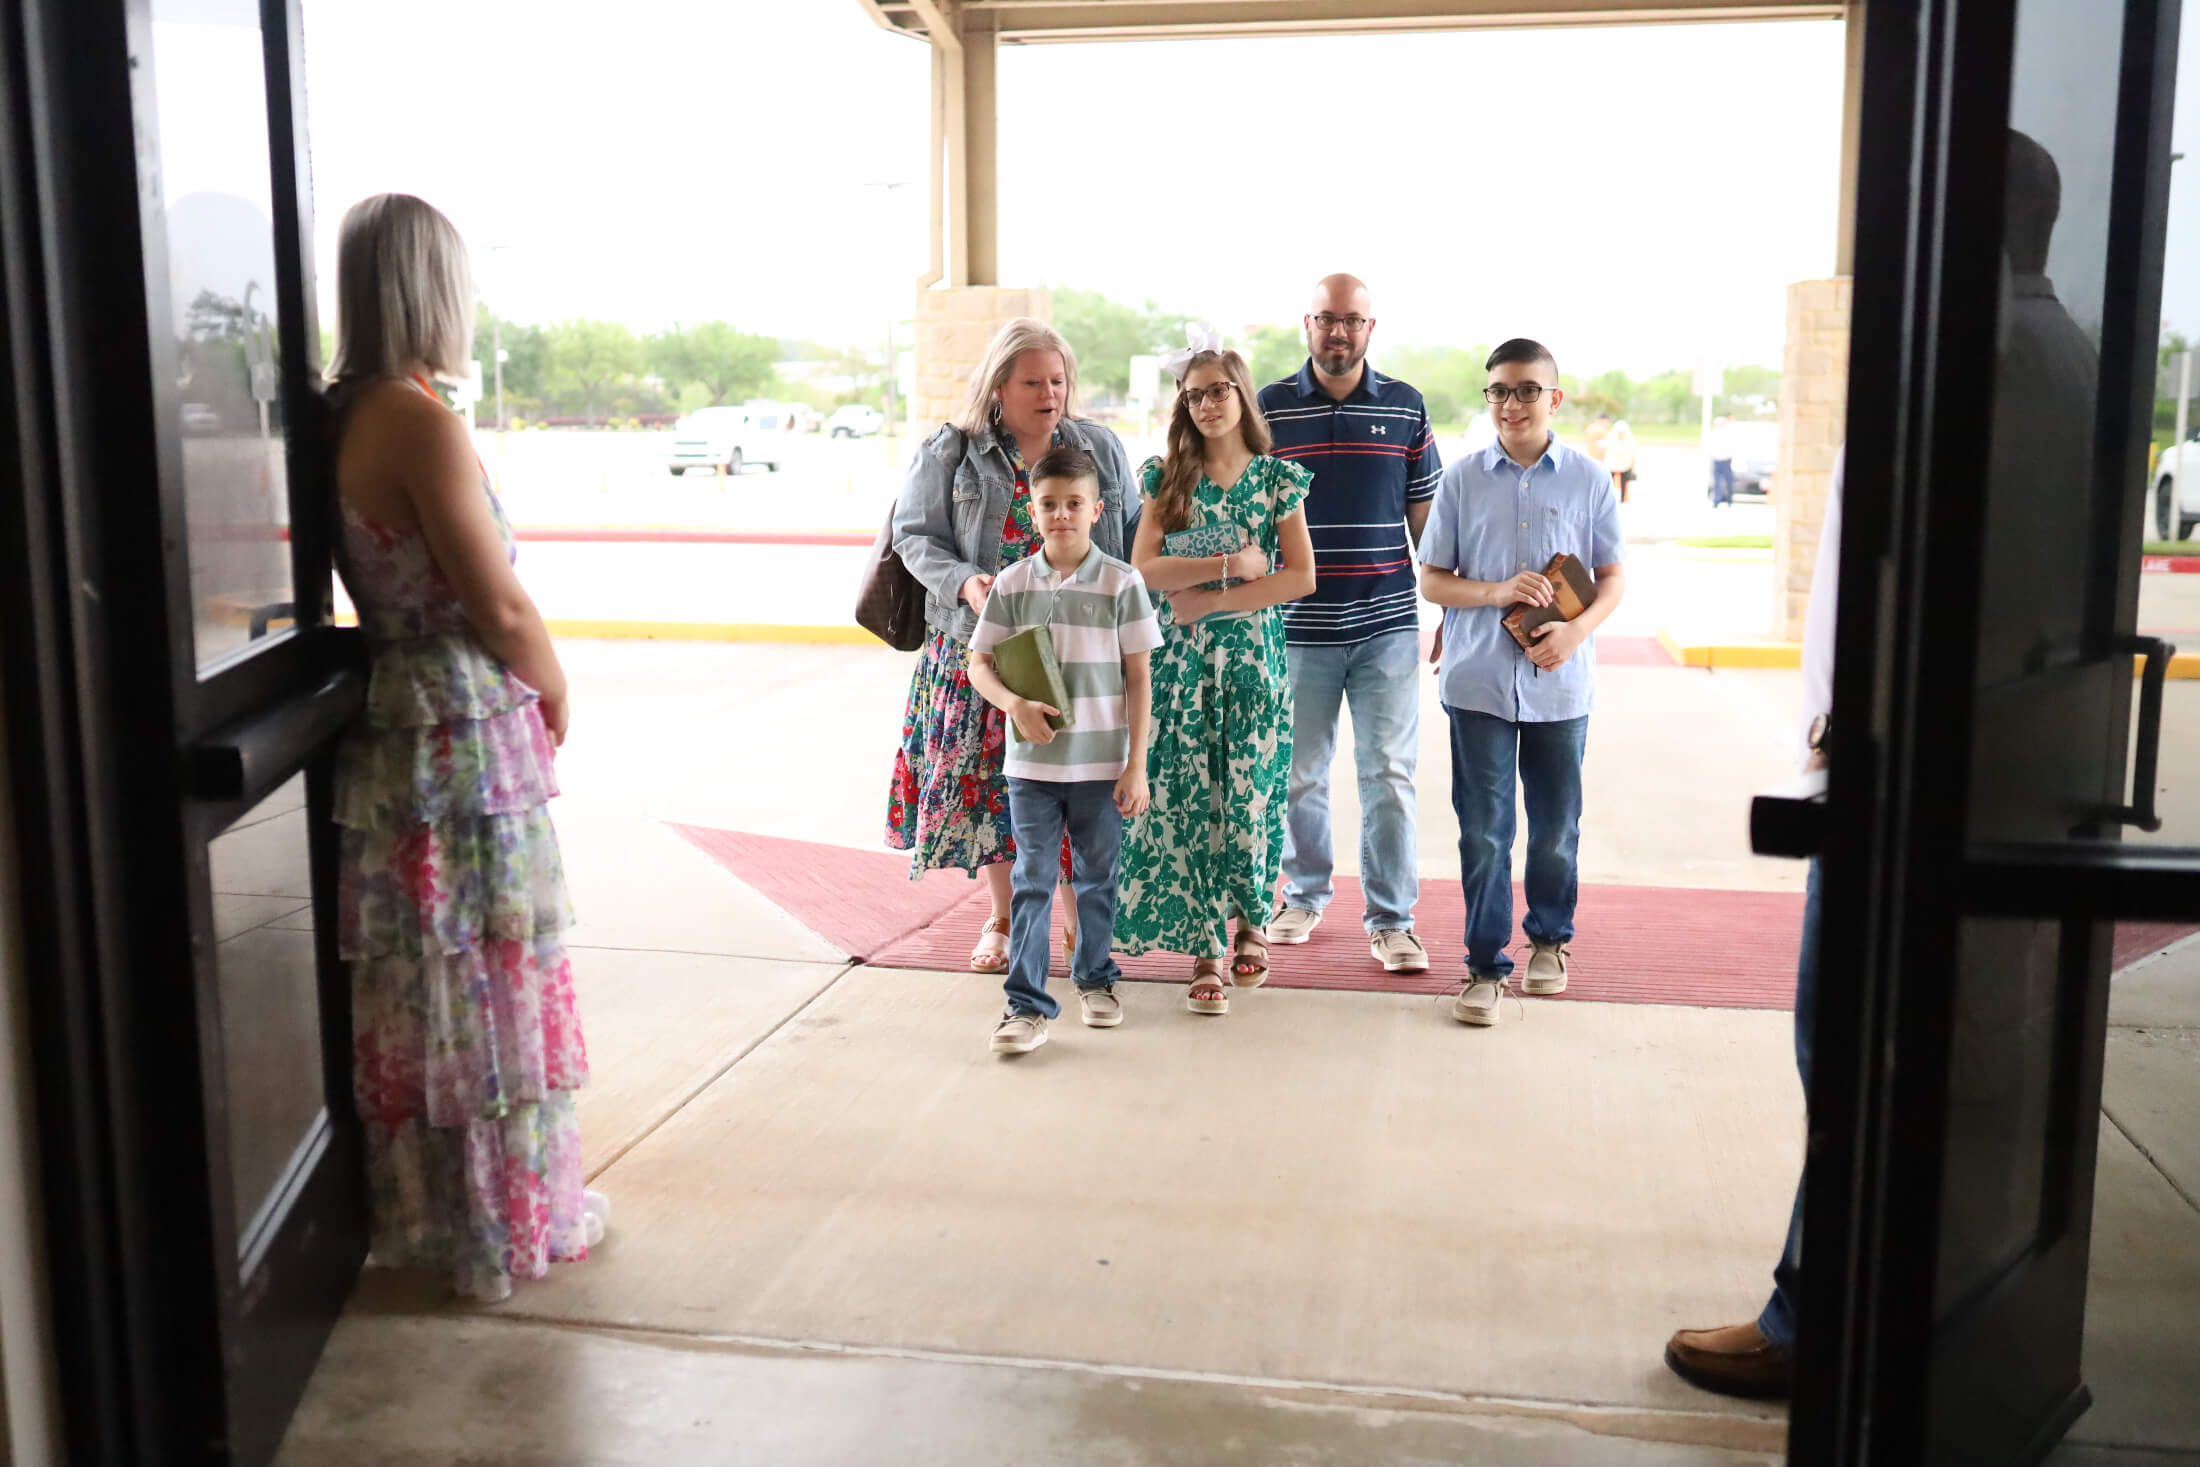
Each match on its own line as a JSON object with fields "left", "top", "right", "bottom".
{"left": 889, "top": 416, "right": 1142, "bottom": 643}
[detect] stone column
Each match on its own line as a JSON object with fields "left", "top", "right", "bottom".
{"left": 1775, "top": 277, "right": 1852, "bottom": 642}
{"left": 910, "top": 285, "right": 1053, "bottom": 431}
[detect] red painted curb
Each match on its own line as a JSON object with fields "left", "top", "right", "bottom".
{"left": 2142, "top": 556, "right": 2200, "bottom": 573}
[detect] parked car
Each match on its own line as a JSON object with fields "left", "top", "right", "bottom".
{"left": 1711, "top": 421, "right": 1781, "bottom": 500}
{"left": 826, "top": 404, "right": 885, "bottom": 439}
{"left": 665, "top": 405, "right": 782, "bottom": 476}
{"left": 2153, "top": 427, "right": 2200, "bottom": 539}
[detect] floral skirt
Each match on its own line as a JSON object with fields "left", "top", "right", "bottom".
{"left": 336, "top": 635, "right": 589, "bottom": 1301}
{"left": 886, "top": 630, "right": 1070, "bottom": 881}
{"left": 1113, "top": 611, "right": 1293, "bottom": 958}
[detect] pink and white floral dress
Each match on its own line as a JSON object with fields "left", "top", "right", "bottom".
{"left": 332, "top": 414, "right": 588, "bottom": 1301}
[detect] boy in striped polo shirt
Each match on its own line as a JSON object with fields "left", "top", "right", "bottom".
{"left": 969, "top": 446, "right": 1162, "bottom": 1055}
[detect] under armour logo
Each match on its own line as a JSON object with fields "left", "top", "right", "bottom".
{"left": 1370, "top": 425, "right": 1387, "bottom": 436}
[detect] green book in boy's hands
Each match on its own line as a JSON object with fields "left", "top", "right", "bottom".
{"left": 991, "top": 625, "right": 1074, "bottom": 741}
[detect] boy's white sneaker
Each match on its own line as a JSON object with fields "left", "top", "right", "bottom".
{"left": 1522, "top": 942, "right": 1570, "bottom": 995}
{"left": 1079, "top": 987, "right": 1124, "bottom": 1027}
{"left": 1452, "top": 977, "right": 1504, "bottom": 1026}
{"left": 990, "top": 1011, "right": 1049, "bottom": 1054}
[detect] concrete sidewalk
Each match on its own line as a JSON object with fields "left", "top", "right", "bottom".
{"left": 272, "top": 641, "right": 2200, "bottom": 1466}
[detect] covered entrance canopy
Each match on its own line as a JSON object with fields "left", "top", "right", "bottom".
{"left": 855, "top": 0, "right": 1862, "bottom": 643}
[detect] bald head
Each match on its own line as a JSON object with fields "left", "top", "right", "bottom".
{"left": 1305, "top": 273, "right": 1375, "bottom": 386}
{"left": 1311, "top": 273, "right": 1372, "bottom": 317}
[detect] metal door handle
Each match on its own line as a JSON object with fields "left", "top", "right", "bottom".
{"left": 2111, "top": 636, "right": 2174, "bottom": 832}
{"left": 188, "top": 667, "right": 364, "bottom": 805}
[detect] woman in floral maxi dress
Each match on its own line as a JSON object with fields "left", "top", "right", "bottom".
{"left": 327, "top": 194, "right": 595, "bottom": 1301}
{"left": 884, "top": 319, "right": 1141, "bottom": 973}
{"left": 1114, "top": 341, "right": 1316, "bottom": 1014}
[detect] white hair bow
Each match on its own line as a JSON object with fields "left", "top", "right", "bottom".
{"left": 1160, "top": 321, "right": 1228, "bottom": 379}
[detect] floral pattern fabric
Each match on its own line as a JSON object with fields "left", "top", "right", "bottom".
{"left": 333, "top": 484, "right": 588, "bottom": 1302}
{"left": 1113, "top": 455, "right": 1311, "bottom": 957}
{"left": 886, "top": 435, "right": 1071, "bottom": 881}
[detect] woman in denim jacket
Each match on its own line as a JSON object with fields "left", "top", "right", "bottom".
{"left": 885, "top": 318, "right": 1141, "bottom": 974}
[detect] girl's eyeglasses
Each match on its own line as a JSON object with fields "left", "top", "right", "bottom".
{"left": 1182, "top": 383, "right": 1238, "bottom": 407}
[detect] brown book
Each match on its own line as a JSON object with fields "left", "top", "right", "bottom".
{"left": 1502, "top": 553, "right": 1597, "bottom": 652}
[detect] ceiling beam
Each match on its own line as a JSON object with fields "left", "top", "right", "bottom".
{"left": 863, "top": 0, "right": 1843, "bottom": 44}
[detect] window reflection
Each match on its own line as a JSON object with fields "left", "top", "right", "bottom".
{"left": 146, "top": 0, "right": 294, "bottom": 671}
{"left": 207, "top": 776, "right": 325, "bottom": 1244}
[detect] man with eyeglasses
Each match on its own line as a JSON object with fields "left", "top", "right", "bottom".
{"left": 1418, "top": 339, "right": 1626, "bottom": 1026}
{"left": 1257, "top": 274, "right": 1441, "bottom": 975}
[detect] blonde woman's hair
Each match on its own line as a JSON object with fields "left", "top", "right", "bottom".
{"left": 1152, "top": 349, "right": 1271, "bottom": 534}
{"left": 328, "top": 193, "right": 473, "bottom": 384}
{"left": 952, "top": 317, "right": 1080, "bottom": 435}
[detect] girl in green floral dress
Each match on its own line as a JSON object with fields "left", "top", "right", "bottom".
{"left": 1114, "top": 340, "right": 1317, "bottom": 1014}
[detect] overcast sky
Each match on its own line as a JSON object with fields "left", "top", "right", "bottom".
{"left": 292, "top": 0, "right": 2196, "bottom": 377}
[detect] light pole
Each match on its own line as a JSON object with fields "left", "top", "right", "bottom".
{"left": 862, "top": 180, "right": 911, "bottom": 433}
{"left": 483, "top": 243, "right": 513, "bottom": 432}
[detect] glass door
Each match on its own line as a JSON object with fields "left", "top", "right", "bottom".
{"left": 0, "top": 0, "right": 365, "bottom": 1460}
{"left": 1794, "top": 0, "right": 2189, "bottom": 1462}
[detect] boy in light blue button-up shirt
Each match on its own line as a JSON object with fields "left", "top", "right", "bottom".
{"left": 1417, "top": 338, "right": 1627, "bottom": 1026}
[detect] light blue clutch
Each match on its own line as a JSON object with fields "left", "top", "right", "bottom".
{"left": 1163, "top": 521, "right": 1246, "bottom": 591}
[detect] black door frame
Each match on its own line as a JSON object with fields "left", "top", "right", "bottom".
{"left": 1798, "top": 0, "right": 2187, "bottom": 1462}
{"left": 0, "top": 0, "right": 363, "bottom": 1460}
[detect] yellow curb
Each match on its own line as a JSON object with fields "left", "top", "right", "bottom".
{"left": 1655, "top": 631, "right": 1800, "bottom": 668}
{"left": 1659, "top": 628, "right": 2200, "bottom": 678}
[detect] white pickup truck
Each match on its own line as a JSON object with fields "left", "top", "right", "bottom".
{"left": 2154, "top": 428, "right": 2200, "bottom": 539}
{"left": 665, "top": 405, "right": 784, "bottom": 477}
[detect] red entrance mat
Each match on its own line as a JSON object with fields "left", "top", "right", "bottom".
{"left": 674, "top": 826, "right": 2195, "bottom": 1011}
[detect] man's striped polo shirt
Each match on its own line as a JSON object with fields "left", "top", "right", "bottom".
{"left": 971, "top": 545, "right": 1162, "bottom": 782}
{"left": 1257, "top": 360, "right": 1442, "bottom": 647}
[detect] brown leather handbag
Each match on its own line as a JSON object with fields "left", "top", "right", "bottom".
{"left": 857, "top": 429, "right": 969, "bottom": 650}
{"left": 855, "top": 502, "right": 927, "bottom": 651}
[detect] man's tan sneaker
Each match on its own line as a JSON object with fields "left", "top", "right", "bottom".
{"left": 1370, "top": 929, "right": 1428, "bottom": 972}
{"left": 1452, "top": 977, "right": 1503, "bottom": 1026}
{"left": 1078, "top": 987, "right": 1123, "bottom": 1028}
{"left": 989, "top": 1011, "right": 1048, "bottom": 1054}
{"left": 1270, "top": 906, "right": 1321, "bottom": 944}
{"left": 1522, "top": 942, "right": 1569, "bottom": 995}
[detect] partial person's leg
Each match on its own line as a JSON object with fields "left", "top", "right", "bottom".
{"left": 1758, "top": 856, "right": 1823, "bottom": 1350}
{"left": 1518, "top": 715, "right": 1588, "bottom": 949}
{"left": 1446, "top": 708, "right": 1519, "bottom": 979}
{"left": 1065, "top": 780, "right": 1125, "bottom": 991}
{"left": 1003, "top": 780, "right": 1067, "bottom": 1020}
{"left": 1665, "top": 855, "right": 1818, "bottom": 1396}
{"left": 1280, "top": 641, "right": 1347, "bottom": 919}
{"left": 1344, "top": 628, "right": 1423, "bottom": 934}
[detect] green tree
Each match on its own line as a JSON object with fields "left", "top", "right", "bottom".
{"left": 1721, "top": 363, "right": 1781, "bottom": 411}
{"left": 1048, "top": 288, "right": 1195, "bottom": 399}
{"left": 544, "top": 318, "right": 642, "bottom": 420}
{"left": 474, "top": 304, "right": 551, "bottom": 409}
{"left": 1245, "top": 324, "right": 1306, "bottom": 390}
{"left": 650, "top": 320, "right": 778, "bottom": 406}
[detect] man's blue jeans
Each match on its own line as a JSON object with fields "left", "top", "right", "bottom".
{"left": 1712, "top": 458, "right": 1736, "bottom": 506}
{"left": 1444, "top": 707, "right": 1587, "bottom": 978}
{"left": 1758, "top": 857, "right": 1822, "bottom": 1350}
{"left": 1004, "top": 777, "right": 1124, "bottom": 1019}
{"left": 1281, "top": 628, "right": 1421, "bottom": 933}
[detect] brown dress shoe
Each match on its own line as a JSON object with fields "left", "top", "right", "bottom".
{"left": 1663, "top": 1320, "right": 1792, "bottom": 1400}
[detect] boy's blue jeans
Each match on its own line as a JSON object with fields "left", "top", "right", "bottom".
{"left": 1005, "top": 776, "right": 1124, "bottom": 1018}
{"left": 1444, "top": 707, "right": 1588, "bottom": 979}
